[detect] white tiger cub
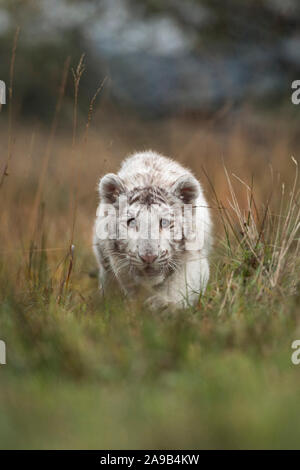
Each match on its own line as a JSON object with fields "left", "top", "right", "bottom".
{"left": 93, "top": 151, "right": 212, "bottom": 310}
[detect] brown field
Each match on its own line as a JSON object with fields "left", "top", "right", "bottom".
{"left": 1, "top": 106, "right": 298, "bottom": 258}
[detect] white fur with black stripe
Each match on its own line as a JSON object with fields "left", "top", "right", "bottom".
{"left": 93, "top": 151, "right": 212, "bottom": 310}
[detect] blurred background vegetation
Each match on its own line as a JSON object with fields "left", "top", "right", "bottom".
{"left": 1, "top": 0, "right": 300, "bottom": 121}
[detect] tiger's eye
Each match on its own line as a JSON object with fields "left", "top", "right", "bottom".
{"left": 127, "top": 218, "right": 137, "bottom": 228}
{"left": 160, "top": 218, "right": 170, "bottom": 229}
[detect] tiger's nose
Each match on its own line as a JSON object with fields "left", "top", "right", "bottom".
{"left": 140, "top": 254, "right": 158, "bottom": 264}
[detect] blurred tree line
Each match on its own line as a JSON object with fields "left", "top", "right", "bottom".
{"left": 0, "top": 0, "right": 100, "bottom": 121}
{"left": 0, "top": 0, "right": 299, "bottom": 121}
{"left": 134, "top": 0, "right": 300, "bottom": 49}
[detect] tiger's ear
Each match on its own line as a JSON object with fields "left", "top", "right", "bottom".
{"left": 171, "top": 175, "right": 200, "bottom": 203}
{"left": 99, "top": 173, "right": 125, "bottom": 203}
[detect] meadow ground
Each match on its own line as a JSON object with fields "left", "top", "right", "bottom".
{"left": 0, "top": 108, "right": 299, "bottom": 449}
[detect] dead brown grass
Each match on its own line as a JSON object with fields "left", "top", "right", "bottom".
{"left": 0, "top": 107, "right": 298, "bottom": 255}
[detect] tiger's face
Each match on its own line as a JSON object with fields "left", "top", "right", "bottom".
{"left": 96, "top": 173, "right": 201, "bottom": 282}
{"left": 118, "top": 198, "right": 178, "bottom": 278}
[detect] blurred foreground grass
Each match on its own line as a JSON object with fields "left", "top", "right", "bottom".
{"left": 0, "top": 224, "right": 299, "bottom": 449}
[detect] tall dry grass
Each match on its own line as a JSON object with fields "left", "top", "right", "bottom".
{"left": 0, "top": 108, "right": 299, "bottom": 300}
{"left": 0, "top": 35, "right": 299, "bottom": 301}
